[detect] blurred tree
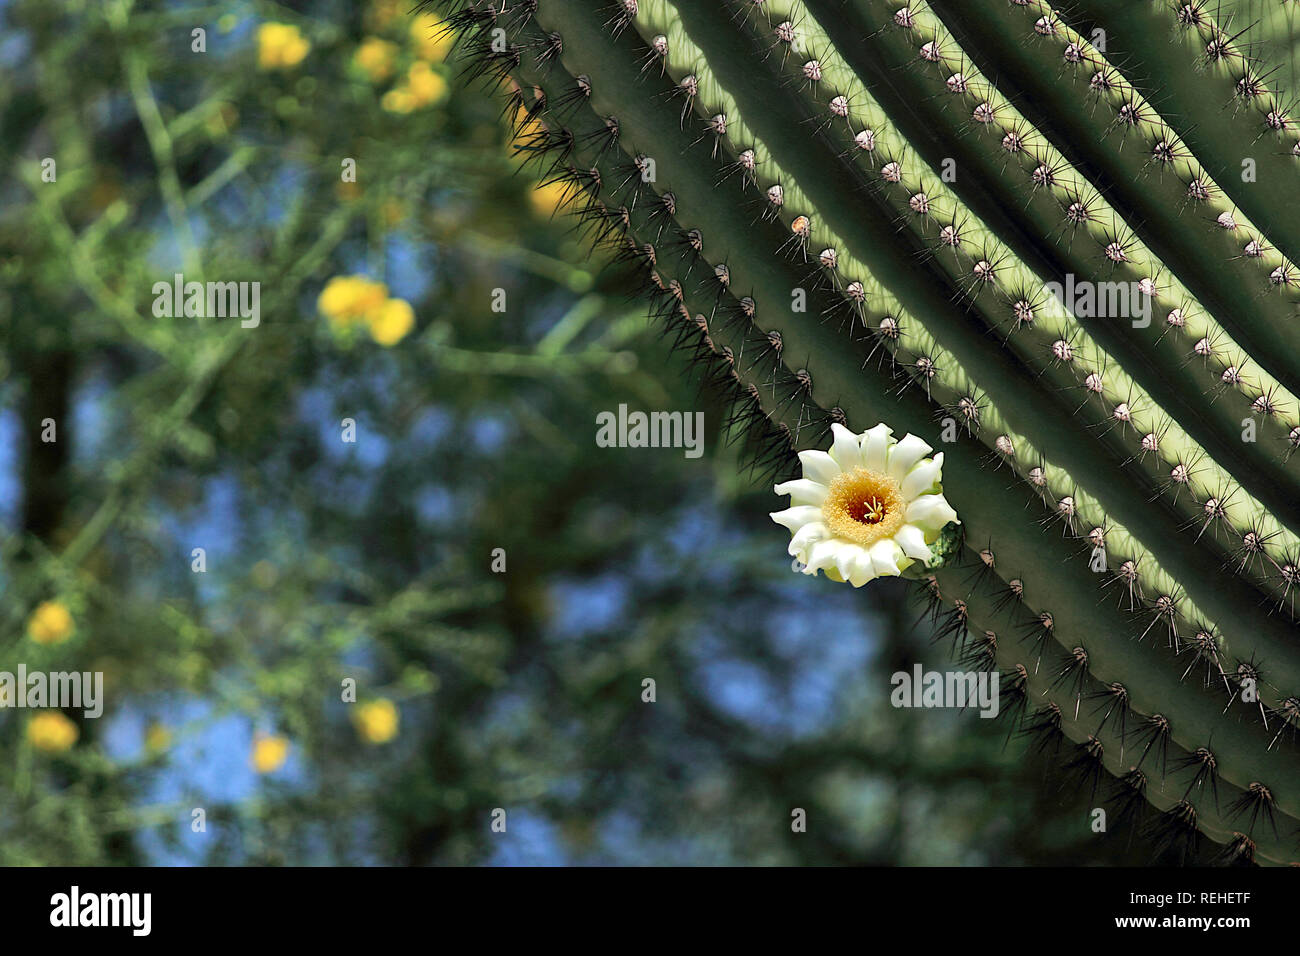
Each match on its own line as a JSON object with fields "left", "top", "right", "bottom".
{"left": 0, "top": 0, "right": 1163, "bottom": 865}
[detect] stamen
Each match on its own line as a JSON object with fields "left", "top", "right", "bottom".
{"left": 822, "top": 468, "right": 906, "bottom": 546}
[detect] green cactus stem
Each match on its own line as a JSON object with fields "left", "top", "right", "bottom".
{"left": 436, "top": 0, "right": 1300, "bottom": 863}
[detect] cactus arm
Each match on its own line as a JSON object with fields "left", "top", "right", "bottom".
{"left": 650, "top": 1, "right": 1300, "bottom": 629}
{"left": 438, "top": 0, "right": 1300, "bottom": 861}
{"left": 1245, "top": 0, "right": 1300, "bottom": 91}
{"left": 552, "top": 0, "right": 1300, "bottom": 805}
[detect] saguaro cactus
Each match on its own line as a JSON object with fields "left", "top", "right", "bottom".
{"left": 436, "top": 0, "right": 1300, "bottom": 863}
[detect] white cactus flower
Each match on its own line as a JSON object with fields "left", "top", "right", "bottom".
{"left": 771, "top": 423, "right": 960, "bottom": 587}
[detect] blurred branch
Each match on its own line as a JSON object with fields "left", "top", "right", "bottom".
{"left": 108, "top": 0, "right": 203, "bottom": 280}
{"left": 459, "top": 228, "right": 594, "bottom": 292}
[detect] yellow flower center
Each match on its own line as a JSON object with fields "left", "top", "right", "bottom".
{"left": 822, "top": 467, "right": 906, "bottom": 546}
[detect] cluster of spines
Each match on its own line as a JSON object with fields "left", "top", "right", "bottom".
{"left": 435, "top": 0, "right": 1300, "bottom": 862}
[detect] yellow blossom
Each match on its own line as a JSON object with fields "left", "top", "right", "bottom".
{"left": 411, "top": 12, "right": 453, "bottom": 62}
{"left": 27, "top": 600, "right": 74, "bottom": 645}
{"left": 353, "top": 699, "right": 400, "bottom": 744}
{"left": 317, "top": 275, "right": 390, "bottom": 330}
{"left": 381, "top": 88, "right": 416, "bottom": 114}
{"left": 251, "top": 733, "right": 289, "bottom": 774}
{"left": 515, "top": 115, "right": 546, "bottom": 141}
{"left": 382, "top": 62, "right": 448, "bottom": 113}
{"left": 508, "top": 109, "right": 547, "bottom": 155}
{"left": 353, "top": 36, "right": 399, "bottom": 83}
{"left": 404, "top": 61, "right": 448, "bottom": 107}
{"left": 257, "top": 23, "right": 311, "bottom": 71}
{"left": 368, "top": 298, "right": 415, "bottom": 346}
{"left": 28, "top": 712, "right": 78, "bottom": 753}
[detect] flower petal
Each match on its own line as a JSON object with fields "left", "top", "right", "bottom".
{"left": 861, "top": 423, "right": 893, "bottom": 473}
{"left": 770, "top": 505, "right": 824, "bottom": 531}
{"left": 797, "top": 450, "right": 842, "bottom": 487}
{"left": 894, "top": 523, "right": 933, "bottom": 562}
{"left": 901, "top": 453, "right": 944, "bottom": 500}
{"left": 868, "top": 539, "right": 903, "bottom": 576}
{"left": 789, "top": 521, "right": 830, "bottom": 557}
{"left": 906, "top": 493, "right": 959, "bottom": 532}
{"left": 805, "top": 538, "right": 844, "bottom": 573}
{"left": 834, "top": 544, "right": 859, "bottom": 582}
{"left": 774, "top": 478, "right": 829, "bottom": 507}
{"left": 828, "top": 423, "right": 863, "bottom": 471}
{"left": 887, "top": 433, "right": 933, "bottom": 481}
{"left": 847, "top": 549, "right": 878, "bottom": 587}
